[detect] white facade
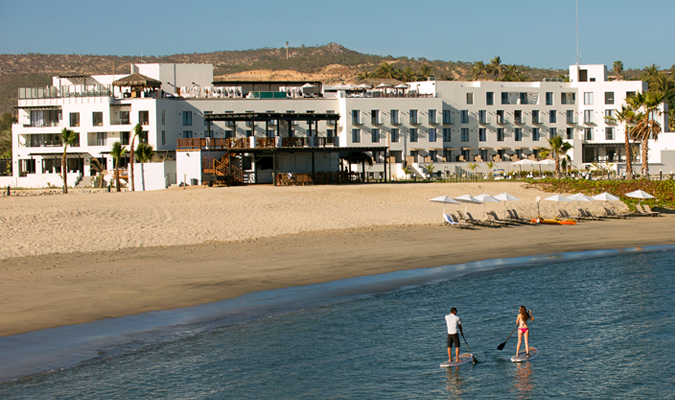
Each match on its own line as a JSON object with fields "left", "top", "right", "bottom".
{"left": 5, "top": 62, "right": 673, "bottom": 189}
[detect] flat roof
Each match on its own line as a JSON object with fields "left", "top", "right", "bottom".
{"left": 205, "top": 112, "right": 339, "bottom": 122}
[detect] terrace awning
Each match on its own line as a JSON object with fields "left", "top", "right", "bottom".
{"left": 28, "top": 152, "right": 91, "bottom": 159}
{"left": 113, "top": 73, "right": 162, "bottom": 88}
{"left": 205, "top": 112, "right": 340, "bottom": 123}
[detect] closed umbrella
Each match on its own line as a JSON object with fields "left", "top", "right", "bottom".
{"left": 544, "top": 194, "right": 572, "bottom": 215}
{"left": 494, "top": 192, "right": 521, "bottom": 219}
{"left": 454, "top": 194, "right": 483, "bottom": 217}
{"left": 430, "top": 195, "right": 461, "bottom": 222}
{"left": 474, "top": 193, "right": 500, "bottom": 219}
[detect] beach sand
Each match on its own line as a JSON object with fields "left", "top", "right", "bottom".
{"left": 1, "top": 182, "right": 674, "bottom": 336}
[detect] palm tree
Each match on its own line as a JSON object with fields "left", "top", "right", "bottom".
{"left": 504, "top": 64, "right": 522, "bottom": 81}
{"left": 418, "top": 64, "right": 432, "bottom": 80}
{"left": 129, "top": 123, "right": 144, "bottom": 191}
{"left": 471, "top": 61, "right": 489, "bottom": 81}
{"left": 540, "top": 136, "right": 573, "bottom": 179}
{"left": 110, "top": 141, "right": 127, "bottom": 192}
{"left": 614, "top": 105, "right": 636, "bottom": 179}
{"left": 60, "top": 128, "right": 78, "bottom": 194}
{"left": 488, "top": 56, "right": 506, "bottom": 80}
{"left": 375, "top": 62, "right": 395, "bottom": 79}
{"left": 89, "top": 158, "right": 108, "bottom": 188}
{"left": 134, "top": 142, "right": 155, "bottom": 191}
{"left": 630, "top": 92, "right": 664, "bottom": 178}
{"left": 612, "top": 61, "right": 624, "bottom": 80}
{"left": 642, "top": 64, "right": 660, "bottom": 87}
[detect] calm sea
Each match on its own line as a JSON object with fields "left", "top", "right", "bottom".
{"left": 1, "top": 247, "right": 674, "bottom": 399}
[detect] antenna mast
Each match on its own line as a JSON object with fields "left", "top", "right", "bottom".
{"left": 576, "top": 0, "right": 579, "bottom": 65}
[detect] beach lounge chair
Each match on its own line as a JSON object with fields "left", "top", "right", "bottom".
{"left": 602, "top": 207, "right": 627, "bottom": 219}
{"left": 578, "top": 208, "right": 601, "bottom": 220}
{"left": 643, "top": 205, "right": 662, "bottom": 217}
{"left": 487, "top": 211, "right": 516, "bottom": 226}
{"left": 443, "top": 213, "right": 472, "bottom": 229}
{"left": 635, "top": 204, "right": 659, "bottom": 217}
{"left": 465, "top": 212, "right": 500, "bottom": 227}
{"left": 487, "top": 213, "right": 511, "bottom": 227}
{"left": 508, "top": 209, "right": 533, "bottom": 224}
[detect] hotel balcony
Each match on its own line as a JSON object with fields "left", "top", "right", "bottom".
{"left": 177, "top": 136, "right": 364, "bottom": 151}
{"left": 479, "top": 117, "right": 491, "bottom": 125}
{"left": 496, "top": 116, "right": 508, "bottom": 125}
{"left": 514, "top": 117, "right": 527, "bottom": 125}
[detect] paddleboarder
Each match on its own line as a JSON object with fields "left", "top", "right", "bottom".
{"left": 445, "top": 307, "right": 464, "bottom": 363}
{"left": 515, "top": 306, "right": 534, "bottom": 358}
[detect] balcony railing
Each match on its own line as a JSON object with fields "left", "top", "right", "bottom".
{"left": 18, "top": 85, "right": 112, "bottom": 99}
{"left": 514, "top": 117, "right": 526, "bottom": 125}
{"left": 479, "top": 117, "right": 491, "bottom": 125}
{"left": 496, "top": 116, "right": 508, "bottom": 125}
{"left": 177, "top": 136, "right": 342, "bottom": 150}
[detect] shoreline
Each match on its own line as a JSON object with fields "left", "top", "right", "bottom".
{"left": 3, "top": 214, "right": 675, "bottom": 337}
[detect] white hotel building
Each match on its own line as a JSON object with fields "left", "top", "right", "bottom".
{"left": 4, "top": 62, "right": 673, "bottom": 189}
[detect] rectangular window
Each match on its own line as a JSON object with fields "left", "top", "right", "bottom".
{"left": 497, "top": 128, "right": 504, "bottom": 141}
{"left": 461, "top": 110, "right": 469, "bottom": 124}
{"left": 224, "top": 111, "right": 234, "bottom": 127}
{"left": 566, "top": 127, "right": 574, "bottom": 140}
{"left": 203, "top": 111, "right": 212, "bottom": 126}
{"left": 119, "top": 111, "right": 130, "bottom": 125}
{"left": 532, "top": 128, "right": 540, "bottom": 141}
{"left": 182, "top": 111, "right": 192, "bottom": 126}
{"left": 390, "top": 128, "right": 400, "bottom": 143}
{"left": 391, "top": 109, "right": 399, "bottom": 124}
{"left": 515, "top": 128, "right": 522, "bottom": 141}
{"left": 92, "top": 112, "right": 103, "bottom": 126}
{"left": 442, "top": 110, "right": 452, "bottom": 124}
{"left": 585, "top": 128, "right": 593, "bottom": 140}
{"left": 352, "top": 128, "right": 360, "bottom": 143}
{"left": 461, "top": 128, "right": 469, "bottom": 142}
{"left": 501, "top": 92, "right": 509, "bottom": 105}
{"left": 549, "top": 128, "right": 557, "bottom": 138}
{"left": 270, "top": 129, "right": 278, "bottom": 138}
{"left": 372, "top": 128, "right": 380, "bottom": 142}
{"left": 486, "top": 92, "right": 494, "bottom": 105}
{"left": 479, "top": 128, "right": 486, "bottom": 141}
{"left": 497, "top": 110, "right": 505, "bottom": 124}
{"left": 245, "top": 130, "right": 253, "bottom": 137}
{"left": 466, "top": 93, "right": 474, "bottom": 105}
{"left": 514, "top": 110, "right": 523, "bottom": 124}
{"left": 428, "top": 128, "right": 437, "bottom": 142}
{"left": 371, "top": 110, "right": 380, "bottom": 125}
{"left": 584, "top": 110, "right": 593, "bottom": 124}
{"left": 532, "top": 110, "right": 540, "bottom": 124}
{"left": 428, "top": 109, "right": 437, "bottom": 124}
{"left": 519, "top": 92, "right": 528, "bottom": 104}
{"left": 225, "top": 130, "right": 235, "bottom": 138}
{"left": 183, "top": 130, "right": 193, "bottom": 139}
{"left": 549, "top": 110, "right": 557, "bottom": 123}
{"left": 478, "top": 110, "right": 487, "bottom": 124}
{"left": 442, "top": 128, "right": 451, "bottom": 142}
{"left": 605, "top": 92, "right": 614, "bottom": 105}
{"left": 605, "top": 127, "right": 614, "bottom": 140}
{"left": 410, "top": 109, "right": 418, "bottom": 124}
{"left": 584, "top": 92, "right": 594, "bottom": 105}
{"left": 96, "top": 132, "right": 107, "bottom": 146}
{"left": 69, "top": 112, "right": 80, "bottom": 127}
{"left": 351, "top": 110, "right": 361, "bottom": 125}
{"left": 410, "top": 128, "right": 418, "bottom": 142}
{"left": 121, "top": 132, "right": 129, "bottom": 145}
{"left": 139, "top": 110, "right": 149, "bottom": 125}
{"left": 546, "top": 92, "right": 553, "bottom": 105}
{"left": 161, "top": 110, "right": 165, "bottom": 125}
{"left": 566, "top": 110, "right": 575, "bottom": 124}
{"left": 605, "top": 109, "right": 614, "bottom": 123}
{"left": 161, "top": 130, "right": 166, "bottom": 146}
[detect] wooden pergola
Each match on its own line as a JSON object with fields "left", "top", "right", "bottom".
{"left": 112, "top": 73, "right": 162, "bottom": 97}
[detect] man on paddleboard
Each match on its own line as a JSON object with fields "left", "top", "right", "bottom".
{"left": 445, "top": 307, "right": 464, "bottom": 363}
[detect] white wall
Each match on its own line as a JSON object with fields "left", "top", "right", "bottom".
{"left": 175, "top": 151, "right": 202, "bottom": 185}
{"left": 133, "top": 160, "right": 176, "bottom": 191}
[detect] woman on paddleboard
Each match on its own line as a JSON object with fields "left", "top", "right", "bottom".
{"left": 515, "top": 306, "right": 534, "bottom": 358}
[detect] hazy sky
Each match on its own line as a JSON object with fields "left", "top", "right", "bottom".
{"left": 1, "top": 0, "right": 672, "bottom": 70}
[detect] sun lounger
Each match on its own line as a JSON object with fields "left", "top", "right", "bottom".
{"left": 578, "top": 208, "right": 601, "bottom": 220}
{"left": 635, "top": 204, "right": 659, "bottom": 217}
{"left": 443, "top": 213, "right": 472, "bottom": 229}
{"left": 643, "top": 205, "right": 662, "bottom": 217}
{"left": 487, "top": 211, "right": 516, "bottom": 226}
{"left": 603, "top": 207, "right": 629, "bottom": 219}
{"left": 507, "top": 209, "right": 533, "bottom": 224}
{"left": 487, "top": 213, "right": 511, "bottom": 227}
{"left": 465, "top": 212, "right": 500, "bottom": 227}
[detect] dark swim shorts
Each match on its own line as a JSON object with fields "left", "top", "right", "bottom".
{"left": 447, "top": 333, "right": 460, "bottom": 348}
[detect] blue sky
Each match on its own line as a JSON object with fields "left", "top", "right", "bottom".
{"left": 1, "top": 0, "right": 672, "bottom": 70}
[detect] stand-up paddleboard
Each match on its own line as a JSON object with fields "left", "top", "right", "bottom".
{"left": 511, "top": 347, "right": 538, "bottom": 363}
{"left": 440, "top": 353, "right": 473, "bottom": 368}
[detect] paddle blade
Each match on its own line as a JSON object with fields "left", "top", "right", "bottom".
{"left": 472, "top": 355, "right": 480, "bottom": 364}
{"left": 497, "top": 342, "right": 506, "bottom": 351}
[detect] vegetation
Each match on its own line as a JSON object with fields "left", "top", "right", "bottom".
{"left": 128, "top": 123, "right": 145, "bottom": 191}
{"left": 89, "top": 158, "right": 107, "bottom": 188}
{"left": 0, "top": 112, "right": 15, "bottom": 159}
{"left": 134, "top": 142, "right": 155, "bottom": 163}
{"left": 110, "top": 141, "right": 126, "bottom": 192}
{"left": 539, "top": 136, "right": 573, "bottom": 179}
{"left": 59, "top": 128, "right": 78, "bottom": 194}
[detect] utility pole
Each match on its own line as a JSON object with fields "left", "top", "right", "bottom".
{"left": 286, "top": 41, "right": 289, "bottom": 59}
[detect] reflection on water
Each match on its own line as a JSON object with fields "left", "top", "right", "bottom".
{"left": 513, "top": 362, "right": 534, "bottom": 399}
{"left": 445, "top": 366, "right": 465, "bottom": 399}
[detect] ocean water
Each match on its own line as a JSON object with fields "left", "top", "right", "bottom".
{"left": 1, "top": 248, "right": 674, "bottom": 399}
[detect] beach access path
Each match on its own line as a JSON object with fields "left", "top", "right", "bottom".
{"left": 1, "top": 182, "right": 674, "bottom": 336}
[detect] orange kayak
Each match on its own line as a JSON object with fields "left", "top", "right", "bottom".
{"left": 531, "top": 218, "right": 577, "bottom": 225}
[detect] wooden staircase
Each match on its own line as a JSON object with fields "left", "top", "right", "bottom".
{"left": 203, "top": 151, "right": 244, "bottom": 185}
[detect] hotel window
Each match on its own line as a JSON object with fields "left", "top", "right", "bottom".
{"left": 605, "top": 92, "right": 615, "bottom": 105}
{"left": 161, "top": 130, "right": 166, "bottom": 146}
{"left": 486, "top": 92, "right": 494, "bottom": 106}
{"left": 514, "top": 110, "right": 523, "bottom": 124}
{"left": 585, "top": 128, "right": 593, "bottom": 140}
{"left": 549, "top": 110, "right": 557, "bottom": 123}
{"left": 161, "top": 110, "right": 165, "bottom": 125}
{"left": 515, "top": 128, "right": 522, "bottom": 141}
{"left": 428, "top": 128, "right": 437, "bottom": 142}
{"left": 372, "top": 128, "right": 380, "bottom": 143}
{"left": 182, "top": 111, "right": 192, "bottom": 126}
{"left": 225, "top": 130, "right": 235, "bottom": 138}
{"left": 497, "top": 128, "right": 504, "bottom": 142}
{"left": 119, "top": 111, "right": 130, "bottom": 125}
{"left": 428, "top": 109, "right": 437, "bottom": 124}
{"left": 519, "top": 92, "right": 528, "bottom": 104}
{"left": 605, "top": 127, "right": 614, "bottom": 140}
{"left": 549, "top": 128, "right": 557, "bottom": 138}
{"left": 566, "top": 110, "right": 576, "bottom": 124}
{"left": 478, "top": 110, "right": 487, "bottom": 124}
{"left": 460, "top": 110, "right": 469, "bottom": 124}
{"left": 584, "top": 110, "right": 593, "bottom": 124}
{"left": 410, "top": 128, "right": 418, "bottom": 142}
{"left": 410, "top": 109, "right": 419, "bottom": 124}
{"left": 532, "top": 110, "right": 540, "bottom": 123}
{"left": 442, "top": 110, "right": 452, "bottom": 124}
{"left": 496, "top": 110, "right": 505, "bottom": 124}
{"left": 466, "top": 93, "right": 474, "bottom": 105}
{"left": 479, "top": 128, "right": 486, "bottom": 141}
{"left": 245, "top": 130, "right": 253, "bottom": 137}
{"left": 461, "top": 128, "right": 469, "bottom": 142}
{"left": 352, "top": 128, "right": 360, "bottom": 143}
{"left": 138, "top": 110, "right": 149, "bottom": 126}
{"left": 92, "top": 112, "right": 103, "bottom": 126}
{"left": 501, "top": 92, "right": 509, "bottom": 105}
{"left": 96, "top": 132, "right": 107, "bottom": 146}
{"left": 391, "top": 109, "right": 400, "bottom": 124}
{"left": 121, "top": 132, "right": 129, "bottom": 145}
{"left": 351, "top": 110, "right": 361, "bottom": 125}
{"left": 204, "top": 111, "right": 212, "bottom": 126}
{"left": 532, "top": 128, "right": 540, "bottom": 141}
{"left": 442, "top": 128, "right": 451, "bottom": 142}
{"left": 546, "top": 92, "right": 553, "bottom": 105}
{"left": 605, "top": 109, "right": 614, "bottom": 123}
{"left": 566, "top": 127, "right": 574, "bottom": 140}
{"left": 69, "top": 112, "right": 80, "bottom": 127}
{"left": 224, "top": 111, "right": 234, "bottom": 127}
{"left": 268, "top": 129, "right": 276, "bottom": 138}
{"left": 183, "top": 130, "right": 193, "bottom": 139}
{"left": 371, "top": 109, "right": 380, "bottom": 125}
{"left": 626, "top": 91, "right": 636, "bottom": 99}
{"left": 391, "top": 128, "right": 400, "bottom": 142}
{"left": 584, "top": 92, "right": 594, "bottom": 105}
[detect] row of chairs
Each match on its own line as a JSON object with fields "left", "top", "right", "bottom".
{"left": 443, "top": 210, "right": 527, "bottom": 229}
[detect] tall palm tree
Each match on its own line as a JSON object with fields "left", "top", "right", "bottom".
{"left": 89, "top": 158, "right": 108, "bottom": 188}
{"left": 471, "top": 61, "right": 489, "bottom": 81}
{"left": 504, "top": 64, "right": 522, "bottom": 81}
{"left": 628, "top": 91, "right": 664, "bottom": 178}
{"left": 134, "top": 142, "right": 155, "bottom": 163}
{"left": 110, "top": 141, "right": 127, "bottom": 192}
{"left": 418, "top": 64, "right": 432, "bottom": 80}
{"left": 60, "top": 128, "right": 78, "bottom": 194}
{"left": 539, "top": 136, "right": 573, "bottom": 179}
{"left": 614, "top": 105, "right": 636, "bottom": 179}
{"left": 612, "top": 61, "right": 624, "bottom": 80}
{"left": 488, "top": 56, "right": 506, "bottom": 80}
{"left": 642, "top": 64, "right": 660, "bottom": 87}
{"left": 129, "top": 123, "right": 144, "bottom": 191}
{"left": 375, "top": 62, "right": 395, "bottom": 79}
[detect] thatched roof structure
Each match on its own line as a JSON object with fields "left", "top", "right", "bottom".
{"left": 112, "top": 73, "right": 162, "bottom": 88}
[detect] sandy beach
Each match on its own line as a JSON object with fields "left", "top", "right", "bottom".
{"left": 1, "top": 182, "right": 674, "bottom": 336}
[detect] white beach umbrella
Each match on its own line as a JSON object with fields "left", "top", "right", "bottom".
{"left": 544, "top": 194, "right": 572, "bottom": 215}
{"left": 567, "top": 193, "right": 593, "bottom": 212}
{"left": 474, "top": 193, "right": 500, "bottom": 219}
{"left": 430, "top": 195, "right": 461, "bottom": 221}
{"left": 512, "top": 158, "right": 535, "bottom": 175}
{"left": 454, "top": 194, "right": 483, "bottom": 216}
{"left": 592, "top": 192, "right": 621, "bottom": 202}
{"left": 494, "top": 192, "right": 521, "bottom": 218}
{"left": 537, "top": 159, "right": 555, "bottom": 177}
{"left": 376, "top": 83, "right": 391, "bottom": 88}
{"left": 625, "top": 190, "right": 655, "bottom": 200}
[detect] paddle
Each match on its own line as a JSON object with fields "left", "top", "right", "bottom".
{"left": 497, "top": 326, "right": 518, "bottom": 351}
{"left": 460, "top": 332, "right": 480, "bottom": 364}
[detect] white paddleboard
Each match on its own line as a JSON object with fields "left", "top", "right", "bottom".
{"left": 440, "top": 353, "right": 473, "bottom": 368}
{"left": 511, "top": 347, "right": 538, "bottom": 363}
